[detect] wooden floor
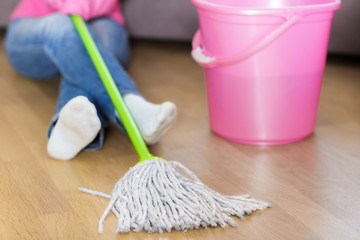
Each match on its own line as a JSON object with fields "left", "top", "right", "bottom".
{"left": 1, "top": 32, "right": 360, "bottom": 239}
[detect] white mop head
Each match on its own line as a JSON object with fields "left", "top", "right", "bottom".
{"left": 79, "top": 159, "right": 270, "bottom": 233}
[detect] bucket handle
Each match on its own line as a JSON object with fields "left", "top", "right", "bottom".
{"left": 191, "top": 15, "right": 301, "bottom": 68}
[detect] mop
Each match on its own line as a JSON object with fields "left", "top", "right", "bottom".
{"left": 71, "top": 15, "right": 271, "bottom": 234}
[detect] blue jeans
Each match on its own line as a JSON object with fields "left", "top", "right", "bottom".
{"left": 4, "top": 14, "right": 141, "bottom": 150}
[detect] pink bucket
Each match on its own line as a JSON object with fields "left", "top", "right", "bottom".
{"left": 191, "top": 0, "right": 341, "bottom": 145}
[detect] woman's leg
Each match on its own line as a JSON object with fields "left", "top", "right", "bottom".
{"left": 47, "top": 79, "right": 105, "bottom": 160}
{"left": 5, "top": 14, "right": 141, "bottom": 116}
{"left": 88, "top": 17, "right": 178, "bottom": 144}
{"left": 89, "top": 17, "right": 130, "bottom": 68}
{"left": 4, "top": 19, "right": 60, "bottom": 79}
{"left": 5, "top": 14, "right": 177, "bottom": 156}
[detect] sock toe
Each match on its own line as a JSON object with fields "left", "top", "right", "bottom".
{"left": 144, "top": 102, "right": 177, "bottom": 145}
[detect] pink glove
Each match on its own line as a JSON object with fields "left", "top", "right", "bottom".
{"left": 46, "top": 0, "right": 119, "bottom": 20}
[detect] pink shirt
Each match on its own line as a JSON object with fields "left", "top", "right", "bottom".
{"left": 11, "top": 0, "right": 125, "bottom": 25}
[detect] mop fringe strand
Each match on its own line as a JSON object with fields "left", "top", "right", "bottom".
{"left": 79, "top": 158, "right": 271, "bottom": 233}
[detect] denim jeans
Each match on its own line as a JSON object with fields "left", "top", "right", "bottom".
{"left": 4, "top": 13, "right": 141, "bottom": 150}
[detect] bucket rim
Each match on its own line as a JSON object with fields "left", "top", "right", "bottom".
{"left": 191, "top": 0, "right": 341, "bottom": 16}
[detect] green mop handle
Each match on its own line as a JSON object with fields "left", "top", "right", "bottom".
{"left": 71, "top": 15, "right": 154, "bottom": 163}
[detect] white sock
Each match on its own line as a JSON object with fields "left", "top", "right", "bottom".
{"left": 123, "top": 94, "right": 177, "bottom": 145}
{"left": 47, "top": 96, "right": 101, "bottom": 160}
